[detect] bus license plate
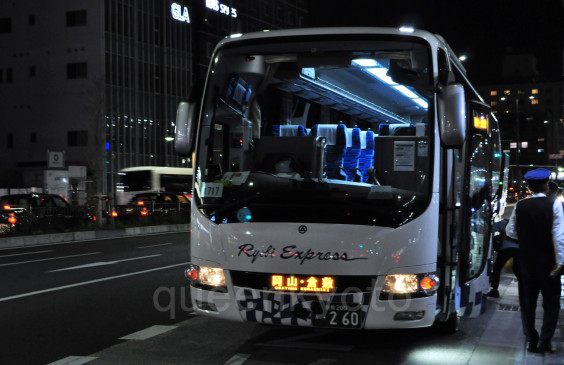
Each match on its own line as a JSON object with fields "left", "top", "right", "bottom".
{"left": 312, "top": 304, "right": 362, "bottom": 328}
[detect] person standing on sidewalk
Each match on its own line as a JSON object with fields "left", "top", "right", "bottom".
{"left": 488, "top": 218, "right": 520, "bottom": 299}
{"left": 505, "top": 168, "right": 564, "bottom": 353}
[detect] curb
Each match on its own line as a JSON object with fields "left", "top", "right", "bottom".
{"left": 0, "top": 224, "right": 190, "bottom": 248}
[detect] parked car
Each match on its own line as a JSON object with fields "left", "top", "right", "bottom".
{"left": 0, "top": 193, "right": 94, "bottom": 232}
{"left": 112, "top": 192, "right": 190, "bottom": 220}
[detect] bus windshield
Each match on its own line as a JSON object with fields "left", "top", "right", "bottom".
{"left": 194, "top": 37, "right": 433, "bottom": 228}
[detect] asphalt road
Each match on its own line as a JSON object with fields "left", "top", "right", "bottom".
{"left": 0, "top": 232, "right": 191, "bottom": 365}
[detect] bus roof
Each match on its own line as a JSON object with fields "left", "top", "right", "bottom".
{"left": 119, "top": 166, "right": 193, "bottom": 174}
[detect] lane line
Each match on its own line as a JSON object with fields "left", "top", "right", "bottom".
{"left": 46, "top": 356, "right": 98, "bottom": 365}
{"left": 0, "top": 262, "right": 189, "bottom": 303}
{"left": 0, "top": 249, "right": 53, "bottom": 258}
{"left": 49, "top": 254, "right": 162, "bottom": 272}
{"left": 0, "top": 252, "right": 101, "bottom": 267}
{"left": 137, "top": 242, "right": 174, "bottom": 249}
{"left": 119, "top": 325, "right": 178, "bottom": 340}
{"left": 224, "top": 353, "right": 250, "bottom": 365}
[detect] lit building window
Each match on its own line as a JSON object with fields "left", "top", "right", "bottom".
{"left": 538, "top": 138, "right": 545, "bottom": 142}
{"left": 531, "top": 89, "right": 538, "bottom": 94}
{"left": 537, "top": 149, "right": 544, "bottom": 153}
{"left": 510, "top": 142, "right": 517, "bottom": 149}
{"left": 504, "top": 90, "right": 511, "bottom": 95}
{"left": 491, "top": 101, "right": 497, "bottom": 106}
{"left": 531, "top": 99, "right": 538, "bottom": 105}
{"left": 490, "top": 90, "right": 497, "bottom": 96}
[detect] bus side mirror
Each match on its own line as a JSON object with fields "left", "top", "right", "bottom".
{"left": 438, "top": 83, "right": 466, "bottom": 147}
{"left": 175, "top": 101, "right": 198, "bottom": 157}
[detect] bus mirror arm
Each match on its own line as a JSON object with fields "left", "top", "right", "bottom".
{"left": 438, "top": 83, "right": 466, "bottom": 148}
{"left": 175, "top": 101, "right": 199, "bottom": 157}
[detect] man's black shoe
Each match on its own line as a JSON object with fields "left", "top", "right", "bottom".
{"left": 526, "top": 340, "right": 539, "bottom": 353}
{"left": 487, "top": 289, "right": 500, "bottom": 298}
{"left": 538, "top": 341, "right": 555, "bottom": 353}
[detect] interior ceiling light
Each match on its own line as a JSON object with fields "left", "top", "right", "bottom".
{"left": 352, "top": 59, "right": 428, "bottom": 109}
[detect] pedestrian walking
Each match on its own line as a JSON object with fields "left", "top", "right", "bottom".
{"left": 505, "top": 168, "right": 564, "bottom": 353}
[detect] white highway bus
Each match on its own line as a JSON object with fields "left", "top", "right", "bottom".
{"left": 116, "top": 166, "right": 193, "bottom": 205}
{"left": 176, "top": 27, "right": 504, "bottom": 332}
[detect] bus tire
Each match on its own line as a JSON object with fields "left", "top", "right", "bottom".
{"left": 434, "top": 313, "right": 459, "bottom": 334}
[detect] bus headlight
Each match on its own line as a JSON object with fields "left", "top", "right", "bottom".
{"left": 381, "top": 273, "right": 439, "bottom": 296}
{"left": 185, "top": 264, "right": 226, "bottom": 287}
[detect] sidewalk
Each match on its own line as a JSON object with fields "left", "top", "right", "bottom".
{"left": 0, "top": 223, "right": 190, "bottom": 248}
{"left": 477, "top": 273, "right": 564, "bottom": 365}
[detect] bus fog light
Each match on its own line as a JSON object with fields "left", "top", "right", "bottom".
{"left": 394, "top": 311, "right": 425, "bottom": 321}
{"left": 196, "top": 300, "right": 218, "bottom": 312}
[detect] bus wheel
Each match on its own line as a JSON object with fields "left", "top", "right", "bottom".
{"left": 434, "top": 313, "right": 459, "bottom": 334}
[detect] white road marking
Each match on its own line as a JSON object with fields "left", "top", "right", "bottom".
{"left": 46, "top": 356, "right": 98, "bottom": 365}
{"left": 0, "top": 262, "right": 189, "bottom": 302}
{"left": 49, "top": 254, "right": 162, "bottom": 272}
{"left": 0, "top": 249, "right": 52, "bottom": 258}
{"left": 224, "top": 353, "right": 251, "bottom": 365}
{"left": 0, "top": 252, "right": 101, "bottom": 267}
{"left": 137, "top": 242, "right": 174, "bottom": 249}
{"left": 120, "top": 325, "right": 177, "bottom": 340}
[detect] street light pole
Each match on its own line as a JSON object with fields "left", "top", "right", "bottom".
{"left": 515, "top": 97, "right": 521, "bottom": 195}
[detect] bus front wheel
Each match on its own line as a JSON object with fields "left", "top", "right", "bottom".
{"left": 433, "top": 313, "right": 459, "bottom": 334}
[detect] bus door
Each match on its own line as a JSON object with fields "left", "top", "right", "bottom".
{"left": 458, "top": 101, "right": 494, "bottom": 315}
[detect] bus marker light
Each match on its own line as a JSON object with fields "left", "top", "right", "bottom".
{"left": 185, "top": 266, "right": 198, "bottom": 281}
{"left": 420, "top": 276, "right": 438, "bottom": 290}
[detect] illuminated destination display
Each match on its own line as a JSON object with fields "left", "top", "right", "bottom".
{"left": 271, "top": 275, "right": 335, "bottom": 292}
{"left": 171, "top": 3, "right": 190, "bottom": 23}
{"left": 205, "top": 0, "right": 238, "bottom": 18}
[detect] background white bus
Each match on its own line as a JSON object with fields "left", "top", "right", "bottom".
{"left": 116, "top": 166, "right": 193, "bottom": 205}
{"left": 177, "top": 27, "right": 504, "bottom": 332}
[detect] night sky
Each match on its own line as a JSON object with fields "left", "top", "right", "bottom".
{"left": 307, "top": 0, "right": 564, "bottom": 85}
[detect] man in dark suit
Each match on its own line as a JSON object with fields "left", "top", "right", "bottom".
{"left": 505, "top": 168, "right": 564, "bottom": 354}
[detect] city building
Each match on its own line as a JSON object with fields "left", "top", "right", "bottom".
{"left": 477, "top": 55, "right": 564, "bottom": 187}
{"left": 0, "top": 0, "right": 308, "bottom": 203}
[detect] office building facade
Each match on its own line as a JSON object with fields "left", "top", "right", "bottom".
{"left": 0, "top": 0, "right": 308, "bottom": 200}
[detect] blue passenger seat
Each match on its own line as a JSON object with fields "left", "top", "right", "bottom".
{"left": 358, "top": 129, "right": 375, "bottom": 182}
{"left": 313, "top": 123, "right": 347, "bottom": 180}
{"left": 342, "top": 127, "right": 362, "bottom": 181}
{"left": 272, "top": 125, "right": 307, "bottom": 136}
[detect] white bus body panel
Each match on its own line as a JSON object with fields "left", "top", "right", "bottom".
{"left": 190, "top": 194, "right": 440, "bottom": 329}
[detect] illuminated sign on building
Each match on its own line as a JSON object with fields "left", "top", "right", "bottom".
{"left": 205, "top": 0, "right": 237, "bottom": 18}
{"left": 171, "top": 3, "right": 190, "bottom": 23}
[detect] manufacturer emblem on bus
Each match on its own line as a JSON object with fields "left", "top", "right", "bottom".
{"left": 298, "top": 225, "right": 307, "bottom": 234}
